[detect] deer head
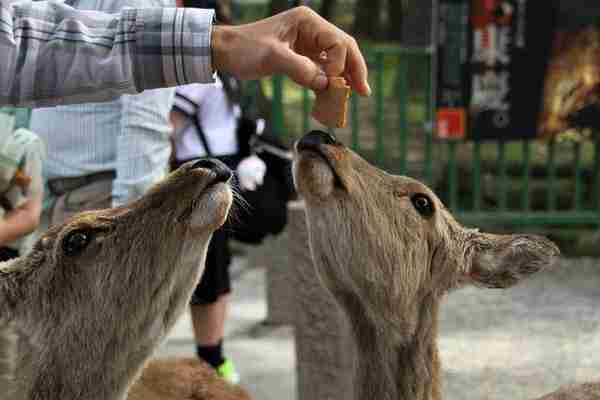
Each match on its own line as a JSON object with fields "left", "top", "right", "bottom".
{"left": 0, "top": 158, "right": 233, "bottom": 400}
{"left": 293, "top": 130, "right": 559, "bottom": 344}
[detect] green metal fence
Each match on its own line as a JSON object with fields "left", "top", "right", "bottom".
{"left": 263, "top": 47, "right": 600, "bottom": 228}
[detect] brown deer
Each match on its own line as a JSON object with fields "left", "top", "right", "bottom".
{"left": 0, "top": 159, "right": 249, "bottom": 400}
{"left": 128, "top": 357, "right": 249, "bottom": 400}
{"left": 293, "top": 130, "right": 598, "bottom": 400}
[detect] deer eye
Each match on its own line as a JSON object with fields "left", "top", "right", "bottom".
{"left": 63, "top": 230, "right": 92, "bottom": 256}
{"left": 411, "top": 194, "right": 434, "bottom": 218}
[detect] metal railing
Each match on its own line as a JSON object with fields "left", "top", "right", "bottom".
{"left": 262, "top": 47, "right": 600, "bottom": 228}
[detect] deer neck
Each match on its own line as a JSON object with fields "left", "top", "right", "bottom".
{"left": 347, "top": 294, "right": 442, "bottom": 400}
{"left": 394, "top": 297, "right": 442, "bottom": 400}
{"left": 9, "top": 254, "right": 204, "bottom": 400}
{"left": 14, "top": 317, "right": 154, "bottom": 400}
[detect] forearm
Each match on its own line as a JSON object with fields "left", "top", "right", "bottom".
{"left": 0, "top": 1, "right": 215, "bottom": 107}
{"left": 0, "top": 207, "right": 40, "bottom": 247}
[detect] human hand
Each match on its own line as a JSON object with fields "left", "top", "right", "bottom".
{"left": 236, "top": 155, "right": 267, "bottom": 191}
{"left": 211, "top": 6, "right": 370, "bottom": 96}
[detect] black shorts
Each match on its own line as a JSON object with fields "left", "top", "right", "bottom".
{"left": 173, "top": 155, "right": 241, "bottom": 305}
{"left": 190, "top": 228, "right": 232, "bottom": 305}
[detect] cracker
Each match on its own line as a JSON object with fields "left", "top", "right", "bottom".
{"left": 312, "top": 77, "right": 351, "bottom": 128}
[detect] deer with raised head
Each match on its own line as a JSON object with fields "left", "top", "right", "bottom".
{"left": 0, "top": 159, "right": 249, "bottom": 400}
{"left": 293, "top": 130, "right": 599, "bottom": 400}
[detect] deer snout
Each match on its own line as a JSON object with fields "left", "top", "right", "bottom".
{"left": 182, "top": 158, "right": 233, "bottom": 184}
{"left": 296, "top": 130, "right": 339, "bottom": 152}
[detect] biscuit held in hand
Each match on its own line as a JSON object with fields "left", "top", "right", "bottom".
{"left": 312, "top": 77, "right": 351, "bottom": 128}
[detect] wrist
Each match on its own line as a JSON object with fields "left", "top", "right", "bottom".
{"left": 211, "top": 25, "right": 235, "bottom": 74}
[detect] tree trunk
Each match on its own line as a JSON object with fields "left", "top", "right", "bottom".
{"left": 387, "top": 0, "right": 403, "bottom": 41}
{"left": 269, "top": 0, "right": 302, "bottom": 16}
{"left": 320, "top": 0, "right": 337, "bottom": 20}
{"left": 352, "top": 0, "right": 382, "bottom": 39}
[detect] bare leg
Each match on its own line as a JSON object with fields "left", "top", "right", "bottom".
{"left": 190, "top": 295, "right": 229, "bottom": 346}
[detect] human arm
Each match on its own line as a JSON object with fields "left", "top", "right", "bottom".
{"left": 0, "top": 136, "right": 44, "bottom": 247}
{"left": 113, "top": 89, "right": 175, "bottom": 207}
{"left": 211, "top": 6, "right": 371, "bottom": 96}
{"left": 0, "top": 190, "right": 42, "bottom": 246}
{"left": 2, "top": 3, "right": 369, "bottom": 107}
{"left": 1, "top": 1, "right": 215, "bottom": 107}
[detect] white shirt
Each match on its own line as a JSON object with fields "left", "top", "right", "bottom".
{"left": 172, "top": 80, "right": 239, "bottom": 160}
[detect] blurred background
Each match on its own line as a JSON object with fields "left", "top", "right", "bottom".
{"left": 235, "top": 0, "right": 600, "bottom": 255}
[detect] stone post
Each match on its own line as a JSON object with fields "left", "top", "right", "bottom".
{"left": 287, "top": 202, "right": 357, "bottom": 400}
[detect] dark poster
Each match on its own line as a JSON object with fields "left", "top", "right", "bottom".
{"left": 436, "top": 0, "right": 470, "bottom": 139}
{"left": 437, "top": 0, "right": 556, "bottom": 140}
{"left": 538, "top": 1, "right": 600, "bottom": 141}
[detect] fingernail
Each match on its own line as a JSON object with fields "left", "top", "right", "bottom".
{"left": 366, "top": 82, "right": 372, "bottom": 96}
{"left": 314, "top": 74, "right": 328, "bottom": 91}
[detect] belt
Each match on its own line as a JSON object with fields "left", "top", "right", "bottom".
{"left": 47, "top": 171, "right": 116, "bottom": 197}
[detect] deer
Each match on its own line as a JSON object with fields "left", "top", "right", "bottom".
{"left": 0, "top": 159, "right": 249, "bottom": 400}
{"left": 292, "top": 130, "right": 599, "bottom": 400}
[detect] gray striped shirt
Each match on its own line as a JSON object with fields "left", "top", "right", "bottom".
{"left": 1, "top": 0, "right": 215, "bottom": 107}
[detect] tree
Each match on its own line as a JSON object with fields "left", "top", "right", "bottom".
{"left": 320, "top": 0, "right": 337, "bottom": 21}
{"left": 269, "top": 0, "right": 302, "bottom": 15}
{"left": 352, "top": 0, "right": 383, "bottom": 39}
{"left": 387, "top": 0, "right": 403, "bottom": 41}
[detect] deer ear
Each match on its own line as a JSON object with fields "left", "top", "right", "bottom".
{"left": 466, "top": 233, "right": 559, "bottom": 288}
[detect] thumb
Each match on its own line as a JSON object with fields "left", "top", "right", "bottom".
{"left": 275, "top": 46, "right": 328, "bottom": 91}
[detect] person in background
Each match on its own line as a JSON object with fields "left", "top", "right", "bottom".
{"left": 170, "top": 1, "right": 267, "bottom": 385}
{"left": 0, "top": 108, "right": 45, "bottom": 262}
{"left": 29, "top": 1, "right": 175, "bottom": 228}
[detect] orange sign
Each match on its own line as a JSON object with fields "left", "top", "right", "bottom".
{"left": 437, "top": 108, "right": 466, "bottom": 140}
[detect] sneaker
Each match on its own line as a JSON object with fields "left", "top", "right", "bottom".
{"left": 217, "top": 358, "right": 240, "bottom": 385}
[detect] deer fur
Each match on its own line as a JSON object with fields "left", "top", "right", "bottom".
{"left": 292, "top": 130, "right": 581, "bottom": 400}
{"left": 128, "top": 357, "right": 250, "bottom": 400}
{"left": 0, "top": 160, "right": 235, "bottom": 400}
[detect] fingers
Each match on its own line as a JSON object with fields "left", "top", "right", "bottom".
{"left": 274, "top": 46, "right": 328, "bottom": 91}
{"left": 292, "top": 7, "right": 370, "bottom": 96}
{"left": 320, "top": 34, "right": 370, "bottom": 96}
{"left": 345, "top": 37, "right": 370, "bottom": 96}
{"left": 315, "top": 30, "right": 347, "bottom": 78}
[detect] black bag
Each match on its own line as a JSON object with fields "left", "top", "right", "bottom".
{"left": 230, "top": 126, "right": 295, "bottom": 244}
{"left": 173, "top": 77, "right": 295, "bottom": 245}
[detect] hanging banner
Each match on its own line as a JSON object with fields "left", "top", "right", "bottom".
{"left": 437, "top": 0, "right": 556, "bottom": 140}
{"left": 538, "top": 2, "right": 600, "bottom": 140}
{"left": 436, "top": 0, "right": 471, "bottom": 140}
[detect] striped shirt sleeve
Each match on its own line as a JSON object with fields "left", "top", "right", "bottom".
{"left": 0, "top": 0, "right": 215, "bottom": 107}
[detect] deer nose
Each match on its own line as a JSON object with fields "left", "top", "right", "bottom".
{"left": 190, "top": 158, "right": 232, "bottom": 182}
{"left": 191, "top": 159, "right": 218, "bottom": 170}
{"left": 297, "top": 130, "right": 338, "bottom": 152}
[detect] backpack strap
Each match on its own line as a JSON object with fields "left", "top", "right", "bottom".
{"left": 173, "top": 92, "right": 213, "bottom": 157}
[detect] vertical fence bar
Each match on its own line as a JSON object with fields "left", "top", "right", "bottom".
{"left": 574, "top": 141, "right": 583, "bottom": 211}
{"left": 472, "top": 141, "right": 482, "bottom": 211}
{"left": 398, "top": 58, "right": 409, "bottom": 175}
{"left": 424, "top": 54, "right": 434, "bottom": 184}
{"left": 271, "top": 76, "right": 284, "bottom": 138}
{"left": 521, "top": 141, "right": 531, "bottom": 212}
{"left": 498, "top": 141, "right": 508, "bottom": 211}
{"left": 595, "top": 139, "right": 600, "bottom": 211}
{"left": 302, "top": 87, "right": 310, "bottom": 133}
{"left": 547, "top": 139, "right": 557, "bottom": 211}
{"left": 351, "top": 93, "right": 360, "bottom": 151}
{"left": 376, "top": 52, "right": 385, "bottom": 165}
{"left": 448, "top": 141, "right": 458, "bottom": 210}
